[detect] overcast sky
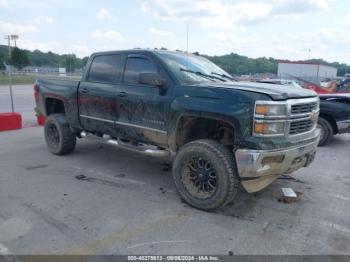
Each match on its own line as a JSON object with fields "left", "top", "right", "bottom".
{"left": 0, "top": 0, "right": 349, "bottom": 63}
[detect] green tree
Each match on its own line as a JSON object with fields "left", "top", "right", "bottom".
{"left": 0, "top": 53, "right": 5, "bottom": 70}
{"left": 62, "top": 54, "right": 77, "bottom": 72}
{"left": 10, "top": 47, "right": 30, "bottom": 69}
{"left": 206, "top": 52, "right": 279, "bottom": 76}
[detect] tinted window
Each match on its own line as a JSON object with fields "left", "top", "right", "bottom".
{"left": 88, "top": 55, "right": 122, "bottom": 84}
{"left": 124, "top": 57, "right": 157, "bottom": 85}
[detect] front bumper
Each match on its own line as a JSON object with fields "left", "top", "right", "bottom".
{"left": 235, "top": 129, "right": 320, "bottom": 193}
{"left": 337, "top": 119, "right": 350, "bottom": 134}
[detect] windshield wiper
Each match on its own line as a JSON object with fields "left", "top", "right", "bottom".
{"left": 211, "top": 72, "right": 238, "bottom": 82}
{"left": 180, "top": 68, "right": 226, "bottom": 82}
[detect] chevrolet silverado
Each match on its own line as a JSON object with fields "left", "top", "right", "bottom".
{"left": 35, "top": 50, "right": 320, "bottom": 210}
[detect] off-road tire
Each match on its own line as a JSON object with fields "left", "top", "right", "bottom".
{"left": 44, "top": 113, "right": 76, "bottom": 155}
{"left": 172, "top": 139, "right": 239, "bottom": 210}
{"left": 317, "top": 117, "right": 333, "bottom": 146}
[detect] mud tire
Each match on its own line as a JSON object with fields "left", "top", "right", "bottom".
{"left": 44, "top": 113, "right": 76, "bottom": 155}
{"left": 172, "top": 139, "right": 239, "bottom": 210}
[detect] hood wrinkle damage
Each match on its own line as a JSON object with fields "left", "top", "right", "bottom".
{"left": 191, "top": 82, "right": 317, "bottom": 101}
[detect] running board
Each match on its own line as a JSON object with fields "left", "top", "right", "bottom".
{"left": 80, "top": 131, "right": 171, "bottom": 158}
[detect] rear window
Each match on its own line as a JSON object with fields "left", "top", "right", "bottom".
{"left": 87, "top": 54, "right": 122, "bottom": 84}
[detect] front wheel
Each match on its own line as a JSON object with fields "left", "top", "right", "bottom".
{"left": 172, "top": 139, "right": 239, "bottom": 210}
{"left": 317, "top": 117, "right": 333, "bottom": 146}
{"left": 44, "top": 113, "right": 76, "bottom": 155}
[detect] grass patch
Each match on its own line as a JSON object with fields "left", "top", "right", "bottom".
{"left": 0, "top": 74, "right": 36, "bottom": 85}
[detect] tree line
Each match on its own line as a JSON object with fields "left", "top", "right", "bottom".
{"left": 0, "top": 45, "right": 88, "bottom": 72}
{"left": 0, "top": 45, "right": 349, "bottom": 76}
{"left": 204, "top": 53, "right": 350, "bottom": 77}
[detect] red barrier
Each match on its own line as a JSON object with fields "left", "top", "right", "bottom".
{"left": 37, "top": 115, "right": 46, "bottom": 126}
{"left": 0, "top": 112, "right": 22, "bottom": 131}
{"left": 304, "top": 84, "right": 333, "bottom": 94}
{"left": 303, "top": 83, "right": 349, "bottom": 94}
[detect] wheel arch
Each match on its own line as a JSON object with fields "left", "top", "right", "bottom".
{"left": 45, "top": 97, "right": 66, "bottom": 116}
{"left": 319, "top": 113, "right": 338, "bottom": 134}
{"left": 169, "top": 113, "right": 239, "bottom": 152}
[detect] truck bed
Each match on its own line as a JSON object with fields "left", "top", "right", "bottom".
{"left": 36, "top": 77, "right": 81, "bottom": 129}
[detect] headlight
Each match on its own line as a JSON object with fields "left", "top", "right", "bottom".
{"left": 253, "top": 101, "right": 287, "bottom": 136}
{"left": 255, "top": 103, "right": 286, "bottom": 117}
{"left": 254, "top": 121, "right": 285, "bottom": 136}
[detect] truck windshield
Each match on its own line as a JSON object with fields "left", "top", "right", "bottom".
{"left": 157, "top": 52, "right": 233, "bottom": 84}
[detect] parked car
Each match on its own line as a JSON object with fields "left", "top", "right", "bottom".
{"left": 317, "top": 93, "right": 350, "bottom": 146}
{"left": 259, "top": 81, "right": 350, "bottom": 146}
{"left": 34, "top": 50, "right": 320, "bottom": 210}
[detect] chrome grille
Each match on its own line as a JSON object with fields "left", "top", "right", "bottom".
{"left": 289, "top": 119, "right": 313, "bottom": 135}
{"left": 291, "top": 102, "right": 318, "bottom": 115}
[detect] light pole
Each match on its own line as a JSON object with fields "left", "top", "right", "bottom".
{"left": 4, "top": 34, "right": 17, "bottom": 112}
{"left": 11, "top": 35, "right": 19, "bottom": 47}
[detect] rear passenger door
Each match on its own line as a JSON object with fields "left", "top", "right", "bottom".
{"left": 116, "top": 54, "right": 168, "bottom": 146}
{"left": 79, "top": 54, "right": 124, "bottom": 135}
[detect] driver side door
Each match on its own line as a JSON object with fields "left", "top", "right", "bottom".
{"left": 116, "top": 54, "right": 168, "bottom": 146}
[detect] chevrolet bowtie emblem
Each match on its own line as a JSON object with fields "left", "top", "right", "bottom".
{"left": 311, "top": 111, "right": 318, "bottom": 123}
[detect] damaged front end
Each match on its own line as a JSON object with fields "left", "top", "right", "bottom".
{"left": 234, "top": 97, "right": 320, "bottom": 193}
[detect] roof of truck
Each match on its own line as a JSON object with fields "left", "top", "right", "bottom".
{"left": 90, "top": 49, "right": 199, "bottom": 57}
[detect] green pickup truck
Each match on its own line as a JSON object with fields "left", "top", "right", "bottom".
{"left": 35, "top": 50, "right": 320, "bottom": 210}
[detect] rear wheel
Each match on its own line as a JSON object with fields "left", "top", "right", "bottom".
{"left": 317, "top": 117, "right": 333, "bottom": 146}
{"left": 172, "top": 139, "right": 239, "bottom": 210}
{"left": 44, "top": 113, "right": 76, "bottom": 155}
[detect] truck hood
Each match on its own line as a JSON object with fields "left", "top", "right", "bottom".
{"left": 195, "top": 81, "right": 317, "bottom": 100}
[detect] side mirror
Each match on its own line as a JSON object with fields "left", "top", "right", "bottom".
{"left": 138, "top": 73, "right": 166, "bottom": 87}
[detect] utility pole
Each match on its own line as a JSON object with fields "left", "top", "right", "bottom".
{"left": 186, "top": 21, "right": 189, "bottom": 54}
{"left": 11, "top": 35, "right": 19, "bottom": 47}
{"left": 4, "top": 35, "right": 11, "bottom": 58}
{"left": 69, "top": 54, "right": 72, "bottom": 74}
{"left": 4, "top": 35, "right": 15, "bottom": 112}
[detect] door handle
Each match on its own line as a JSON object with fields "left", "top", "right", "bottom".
{"left": 80, "top": 88, "right": 90, "bottom": 94}
{"left": 118, "top": 91, "right": 128, "bottom": 97}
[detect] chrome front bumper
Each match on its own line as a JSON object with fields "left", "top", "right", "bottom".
{"left": 235, "top": 129, "right": 320, "bottom": 193}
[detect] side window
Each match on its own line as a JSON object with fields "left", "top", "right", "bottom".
{"left": 87, "top": 54, "right": 122, "bottom": 84}
{"left": 123, "top": 57, "right": 157, "bottom": 85}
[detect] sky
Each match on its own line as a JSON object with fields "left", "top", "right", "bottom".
{"left": 0, "top": 0, "right": 349, "bottom": 63}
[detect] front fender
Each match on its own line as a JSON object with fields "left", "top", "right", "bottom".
{"left": 167, "top": 96, "right": 253, "bottom": 151}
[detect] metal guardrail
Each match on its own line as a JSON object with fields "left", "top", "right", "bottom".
{"left": 0, "top": 70, "right": 82, "bottom": 78}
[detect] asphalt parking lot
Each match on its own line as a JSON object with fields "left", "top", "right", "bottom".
{"left": 0, "top": 125, "right": 349, "bottom": 255}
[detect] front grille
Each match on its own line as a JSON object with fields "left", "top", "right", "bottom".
{"left": 291, "top": 102, "right": 317, "bottom": 114}
{"left": 289, "top": 119, "right": 314, "bottom": 135}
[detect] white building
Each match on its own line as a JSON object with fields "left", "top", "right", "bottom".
{"left": 277, "top": 61, "right": 337, "bottom": 84}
